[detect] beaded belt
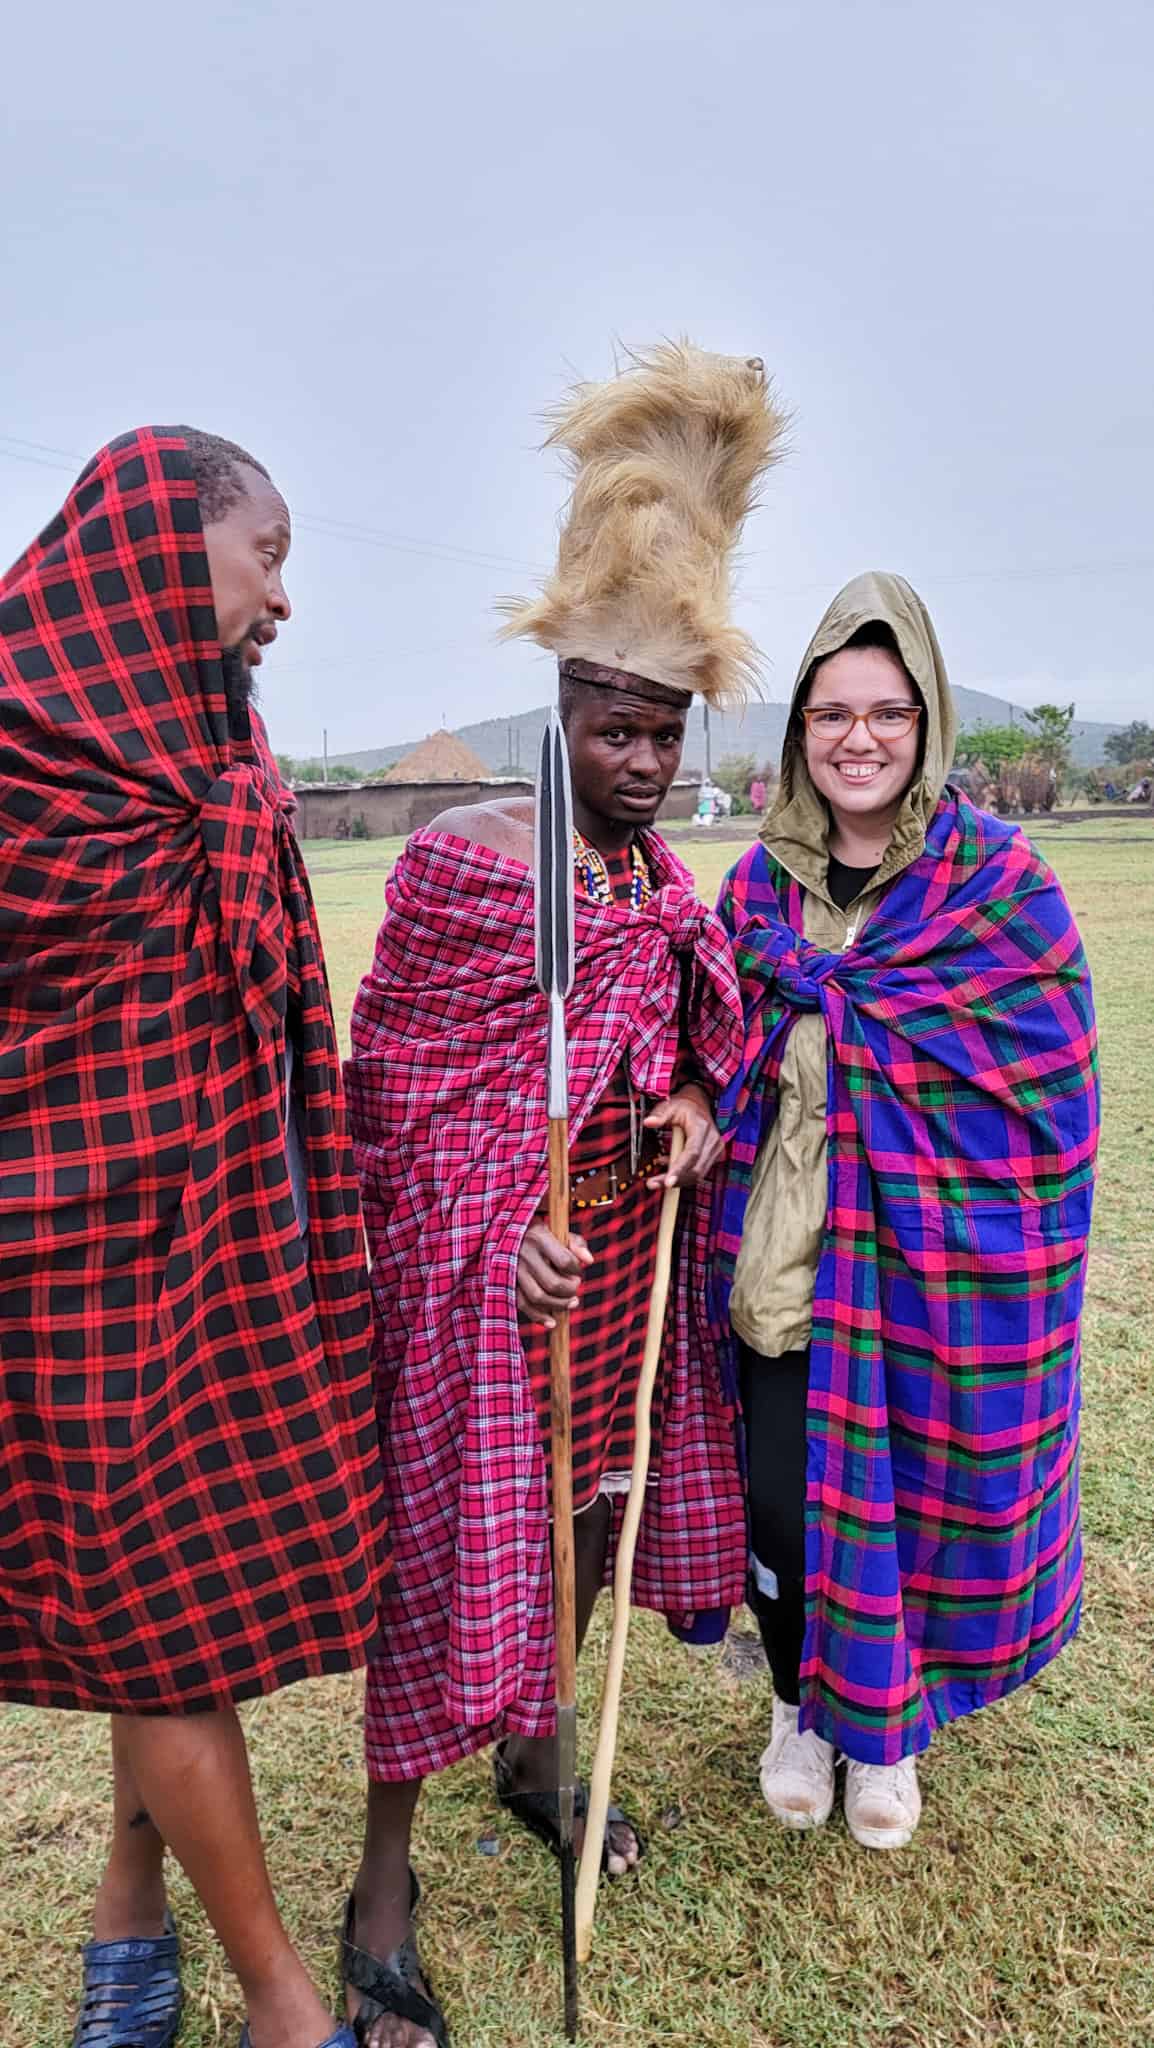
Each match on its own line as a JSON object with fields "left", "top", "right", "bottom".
{"left": 570, "top": 1138, "right": 665, "bottom": 1211}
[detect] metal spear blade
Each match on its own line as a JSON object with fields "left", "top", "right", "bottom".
{"left": 534, "top": 710, "right": 575, "bottom": 1120}
{"left": 534, "top": 708, "right": 575, "bottom": 998}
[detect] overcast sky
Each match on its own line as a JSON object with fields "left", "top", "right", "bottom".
{"left": 2, "top": 0, "right": 1150, "bottom": 757}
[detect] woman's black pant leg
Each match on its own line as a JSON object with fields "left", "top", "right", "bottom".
{"left": 738, "top": 1342, "right": 810, "bottom": 1707}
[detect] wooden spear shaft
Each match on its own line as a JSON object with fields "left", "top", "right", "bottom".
{"left": 574, "top": 1127, "right": 685, "bottom": 1962}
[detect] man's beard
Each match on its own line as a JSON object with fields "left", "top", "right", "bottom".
{"left": 220, "top": 645, "right": 257, "bottom": 741}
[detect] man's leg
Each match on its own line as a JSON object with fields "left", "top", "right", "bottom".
{"left": 91, "top": 1719, "right": 169, "bottom": 1941}
{"left": 114, "top": 1706, "right": 341, "bottom": 2048}
{"left": 500, "top": 1494, "right": 641, "bottom": 1874}
{"left": 344, "top": 1500, "right": 624, "bottom": 2048}
{"left": 346, "top": 1779, "right": 437, "bottom": 2048}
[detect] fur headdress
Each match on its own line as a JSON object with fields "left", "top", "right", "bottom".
{"left": 498, "top": 340, "right": 787, "bottom": 707}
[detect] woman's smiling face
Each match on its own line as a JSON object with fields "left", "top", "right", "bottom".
{"left": 802, "top": 643, "right": 921, "bottom": 833}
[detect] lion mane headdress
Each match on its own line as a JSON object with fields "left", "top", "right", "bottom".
{"left": 499, "top": 340, "right": 788, "bottom": 707}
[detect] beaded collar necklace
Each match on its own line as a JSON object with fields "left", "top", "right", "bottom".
{"left": 572, "top": 829, "right": 653, "bottom": 911}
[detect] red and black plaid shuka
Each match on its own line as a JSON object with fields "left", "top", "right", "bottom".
{"left": 0, "top": 428, "right": 387, "bottom": 1713}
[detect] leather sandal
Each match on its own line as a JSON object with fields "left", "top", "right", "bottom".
{"left": 340, "top": 1873, "right": 449, "bottom": 2048}
{"left": 72, "top": 1915, "right": 182, "bottom": 2048}
{"left": 492, "top": 1738, "right": 647, "bottom": 1874}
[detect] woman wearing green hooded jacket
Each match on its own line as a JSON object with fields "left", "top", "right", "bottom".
{"left": 713, "top": 573, "right": 1097, "bottom": 1851}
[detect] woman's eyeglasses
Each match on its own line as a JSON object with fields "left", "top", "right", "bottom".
{"left": 801, "top": 704, "right": 923, "bottom": 742}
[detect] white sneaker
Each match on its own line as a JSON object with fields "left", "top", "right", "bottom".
{"left": 843, "top": 1754, "right": 922, "bottom": 1850}
{"left": 758, "top": 1696, "right": 836, "bottom": 1830}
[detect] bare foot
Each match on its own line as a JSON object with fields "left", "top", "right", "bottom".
{"left": 243, "top": 1977, "right": 340, "bottom": 2048}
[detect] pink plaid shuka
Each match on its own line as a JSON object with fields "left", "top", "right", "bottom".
{"left": 345, "top": 827, "right": 746, "bottom": 1781}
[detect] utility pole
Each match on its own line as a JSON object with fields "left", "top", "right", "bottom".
{"left": 703, "top": 702, "right": 712, "bottom": 779}
{"left": 322, "top": 728, "right": 329, "bottom": 784}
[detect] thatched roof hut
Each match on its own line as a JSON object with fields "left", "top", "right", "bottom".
{"left": 383, "top": 730, "right": 489, "bottom": 783}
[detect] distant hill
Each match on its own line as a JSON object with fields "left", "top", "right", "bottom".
{"left": 332, "top": 686, "right": 1121, "bottom": 777}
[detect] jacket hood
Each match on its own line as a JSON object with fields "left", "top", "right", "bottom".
{"left": 761, "top": 570, "right": 957, "bottom": 894}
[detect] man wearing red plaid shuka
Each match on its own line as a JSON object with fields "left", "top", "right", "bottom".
{"left": 0, "top": 428, "right": 385, "bottom": 2048}
{"left": 340, "top": 346, "right": 787, "bottom": 2048}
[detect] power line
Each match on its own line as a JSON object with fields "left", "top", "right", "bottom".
{"left": 0, "top": 438, "right": 81, "bottom": 474}
{"left": 0, "top": 434, "right": 82, "bottom": 468}
{"left": 0, "top": 434, "right": 547, "bottom": 579}
{"left": 271, "top": 636, "right": 480, "bottom": 675}
{"left": 291, "top": 507, "right": 543, "bottom": 576}
{"left": 2, "top": 432, "right": 1151, "bottom": 594}
{"left": 744, "top": 556, "right": 1154, "bottom": 595}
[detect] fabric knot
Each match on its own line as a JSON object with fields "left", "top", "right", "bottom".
{"left": 769, "top": 957, "right": 825, "bottom": 1010}
{"left": 644, "top": 881, "right": 711, "bottom": 952}
{"left": 198, "top": 765, "right": 287, "bottom": 1042}
{"left": 733, "top": 919, "right": 833, "bottom": 1013}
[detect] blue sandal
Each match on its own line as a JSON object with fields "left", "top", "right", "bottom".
{"left": 239, "top": 2032, "right": 356, "bottom": 2048}
{"left": 72, "top": 1915, "right": 182, "bottom": 2048}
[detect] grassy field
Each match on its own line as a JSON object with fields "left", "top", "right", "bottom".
{"left": 2, "top": 815, "right": 1152, "bottom": 2047}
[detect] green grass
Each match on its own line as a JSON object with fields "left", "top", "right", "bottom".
{"left": 4, "top": 820, "right": 1152, "bottom": 2047}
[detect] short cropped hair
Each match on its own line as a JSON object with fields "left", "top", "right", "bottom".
{"left": 176, "top": 428, "right": 271, "bottom": 525}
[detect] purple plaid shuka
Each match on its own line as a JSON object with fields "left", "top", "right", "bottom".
{"left": 714, "top": 792, "right": 1099, "bottom": 1763}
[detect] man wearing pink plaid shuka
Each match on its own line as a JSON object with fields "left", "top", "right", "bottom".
{"left": 336, "top": 345, "right": 786, "bottom": 2048}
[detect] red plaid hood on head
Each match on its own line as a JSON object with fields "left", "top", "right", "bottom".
{"left": 346, "top": 825, "right": 746, "bottom": 1760}
{"left": 0, "top": 429, "right": 384, "bottom": 1713}
{"left": 0, "top": 428, "right": 290, "bottom": 1034}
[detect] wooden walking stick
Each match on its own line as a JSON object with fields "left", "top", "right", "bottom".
{"left": 533, "top": 708, "right": 580, "bottom": 2040}
{"left": 574, "top": 1125, "right": 686, "bottom": 1963}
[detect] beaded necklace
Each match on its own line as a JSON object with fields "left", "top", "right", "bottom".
{"left": 571, "top": 829, "right": 653, "bottom": 1175}
{"left": 572, "top": 829, "right": 653, "bottom": 912}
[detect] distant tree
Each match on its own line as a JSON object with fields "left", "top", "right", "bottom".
{"left": 1022, "top": 702, "right": 1076, "bottom": 772}
{"left": 710, "top": 751, "right": 758, "bottom": 816}
{"left": 711, "top": 750, "right": 758, "bottom": 795}
{"left": 712, "top": 751, "right": 758, "bottom": 798}
{"left": 274, "top": 754, "right": 312, "bottom": 782}
{"left": 954, "top": 722, "right": 1028, "bottom": 772}
{"left": 1103, "top": 720, "right": 1154, "bottom": 765}
{"left": 285, "top": 757, "right": 358, "bottom": 784}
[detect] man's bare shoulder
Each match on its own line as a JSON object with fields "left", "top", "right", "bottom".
{"left": 423, "top": 795, "right": 535, "bottom": 862}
